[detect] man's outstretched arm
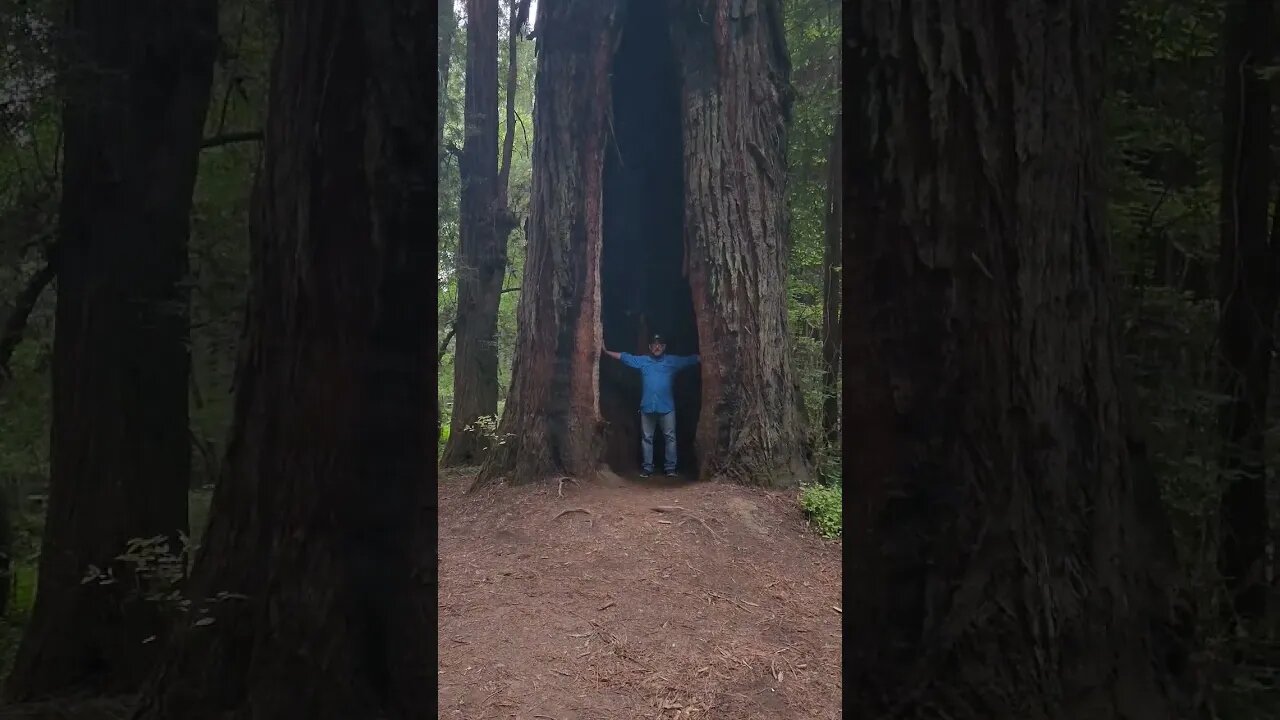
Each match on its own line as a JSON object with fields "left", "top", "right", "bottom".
{"left": 602, "top": 348, "right": 622, "bottom": 361}
{"left": 672, "top": 353, "right": 701, "bottom": 369}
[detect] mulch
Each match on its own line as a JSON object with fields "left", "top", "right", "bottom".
{"left": 438, "top": 466, "right": 843, "bottom": 719}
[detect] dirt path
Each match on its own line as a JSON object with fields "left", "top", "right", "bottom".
{"left": 438, "top": 467, "right": 843, "bottom": 719}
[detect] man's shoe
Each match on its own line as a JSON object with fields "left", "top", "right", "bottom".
{"left": 665, "top": 470, "right": 677, "bottom": 477}
{"left": 640, "top": 470, "right": 652, "bottom": 478}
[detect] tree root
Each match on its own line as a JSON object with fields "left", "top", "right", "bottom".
{"left": 556, "top": 476, "right": 578, "bottom": 497}
{"left": 650, "top": 506, "right": 720, "bottom": 542}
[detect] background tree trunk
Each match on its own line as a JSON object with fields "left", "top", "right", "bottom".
{"left": 670, "top": 0, "right": 810, "bottom": 486}
{"left": 441, "top": 0, "right": 507, "bottom": 466}
{"left": 1214, "top": 0, "right": 1275, "bottom": 629}
{"left": 438, "top": 0, "right": 455, "bottom": 165}
{"left": 479, "top": 0, "right": 810, "bottom": 488}
{"left": 845, "top": 2, "right": 1192, "bottom": 718}
{"left": 132, "top": 1, "right": 432, "bottom": 717}
{"left": 820, "top": 113, "right": 841, "bottom": 450}
{"left": 4, "top": 0, "right": 217, "bottom": 700}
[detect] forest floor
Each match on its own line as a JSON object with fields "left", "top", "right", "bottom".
{"left": 438, "top": 466, "right": 843, "bottom": 720}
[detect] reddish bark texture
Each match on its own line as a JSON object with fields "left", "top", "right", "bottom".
{"left": 671, "top": 0, "right": 809, "bottom": 486}
{"left": 477, "top": 0, "right": 619, "bottom": 485}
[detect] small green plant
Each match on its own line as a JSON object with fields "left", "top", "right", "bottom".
{"left": 800, "top": 483, "right": 841, "bottom": 539}
{"left": 464, "top": 414, "right": 514, "bottom": 447}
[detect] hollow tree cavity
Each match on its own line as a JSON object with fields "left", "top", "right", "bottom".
{"left": 478, "top": 0, "right": 809, "bottom": 489}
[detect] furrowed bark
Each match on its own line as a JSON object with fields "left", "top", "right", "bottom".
{"left": 132, "top": 0, "right": 432, "bottom": 716}
{"left": 670, "top": 0, "right": 810, "bottom": 487}
{"left": 441, "top": 0, "right": 507, "bottom": 466}
{"left": 845, "top": 1, "right": 1192, "bottom": 717}
{"left": 4, "top": 0, "right": 217, "bottom": 700}
{"left": 475, "top": 0, "right": 617, "bottom": 486}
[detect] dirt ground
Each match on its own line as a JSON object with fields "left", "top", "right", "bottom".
{"left": 438, "top": 466, "right": 843, "bottom": 719}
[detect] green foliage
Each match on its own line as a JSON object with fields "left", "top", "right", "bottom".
{"left": 799, "top": 483, "right": 841, "bottom": 539}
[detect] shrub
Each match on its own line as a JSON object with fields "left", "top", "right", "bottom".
{"left": 800, "top": 483, "right": 841, "bottom": 538}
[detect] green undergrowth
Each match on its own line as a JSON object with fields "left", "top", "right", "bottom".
{"left": 800, "top": 482, "right": 841, "bottom": 539}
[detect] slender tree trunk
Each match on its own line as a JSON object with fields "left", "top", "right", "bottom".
{"left": 845, "top": 2, "right": 1192, "bottom": 718}
{"left": 439, "top": 0, "right": 455, "bottom": 165}
{"left": 3, "top": 0, "right": 217, "bottom": 700}
{"left": 820, "top": 113, "right": 840, "bottom": 450}
{"left": 437, "top": 0, "right": 457, "bottom": 442}
{"left": 1215, "top": 0, "right": 1275, "bottom": 629}
{"left": 440, "top": 0, "right": 507, "bottom": 466}
{"left": 133, "top": 1, "right": 432, "bottom": 717}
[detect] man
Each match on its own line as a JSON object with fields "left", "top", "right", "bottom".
{"left": 602, "top": 334, "right": 700, "bottom": 477}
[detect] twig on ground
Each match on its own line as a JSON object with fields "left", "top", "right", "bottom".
{"left": 681, "top": 516, "right": 721, "bottom": 543}
{"left": 552, "top": 508, "right": 591, "bottom": 521}
{"left": 708, "top": 591, "right": 753, "bottom": 613}
{"left": 598, "top": 600, "right": 615, "bottom": 611}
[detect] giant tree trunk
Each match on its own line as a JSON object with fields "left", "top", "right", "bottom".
{"left": 671, "top": 0, "right": 808, "bottom": 486}
{"left": 820, "top": 113, "right": 840, "bottom": 450}
{"left": 132, "top": 1, "right": 432, "bottom": 717}
{"left": 4, "top": 0, "right": 217, "bottom": 700}
{"left": 478, "top": 0, "right": 809, "bottom": 489}
{"left": 440, "top": 0, "right": 507, "bottom": 466}
{"left": 845, "top": 2, "right": 1192, "bottom": 718}
{"left": 1215, "top": 0, "right": 1275, "bottom": 629}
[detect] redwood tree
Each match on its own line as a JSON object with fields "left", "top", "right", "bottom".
{"left": 441, "top": 0, "right": 509, "bottom": 466}
{"left": 1214, "top": 0, "right": 1275, "bottom": 629}
{"left": 132, "top": 0, "right": 432, "bottom": 717}
{"left": 845, "top": 1, "right": 1193, "bottom": 718}
{"left": 4, "top": 0, "right": 217, "bottom": 700}
{"left": 478, "top": 0, "right": 809, "bottom": 488}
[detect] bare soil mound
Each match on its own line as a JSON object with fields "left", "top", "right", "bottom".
{"left": 438, "top": 467, "right": 843, "bottom": 719}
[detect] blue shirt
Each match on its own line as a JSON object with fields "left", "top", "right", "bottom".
{"left": 619, "top": 352, "right": 701, "bottom": 414}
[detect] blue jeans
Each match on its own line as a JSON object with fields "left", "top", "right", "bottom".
{"left": 640, "top": 411, "right": 676, "bottom": 473}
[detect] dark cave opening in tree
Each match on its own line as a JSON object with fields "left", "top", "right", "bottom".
{"left": 600, "top": 0, "right": 700, "bottom": 475}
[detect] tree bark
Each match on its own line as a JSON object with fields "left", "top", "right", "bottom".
{"left": 441, "top": 0, "right": 508, "bottom": 466}
{"left": 845, "top": 2, "right": 1193, "bottom": 718}
{"left": 475, "top": 0, "right": 616, "bottom": 485}
{"left": 820, "top": 113, "right": 840, "bottom": 450}
{"left": 670, "top": 0, "right": 810, "bottom": 486}
{"left": 1214, "top": 0, "right": 1275, "bottom": 629}
{"left": 478, "top": 0, "right": 810, "bottom": 489}
{"left": 132, "top": 1, "right": 432, "bottom": 717}
{"left": 3, "top": 0, "right": 217, "bottom": 701}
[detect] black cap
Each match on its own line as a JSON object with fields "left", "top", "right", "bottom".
{"left": 650, "top": 333, "right": 665, "bottom": 343}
